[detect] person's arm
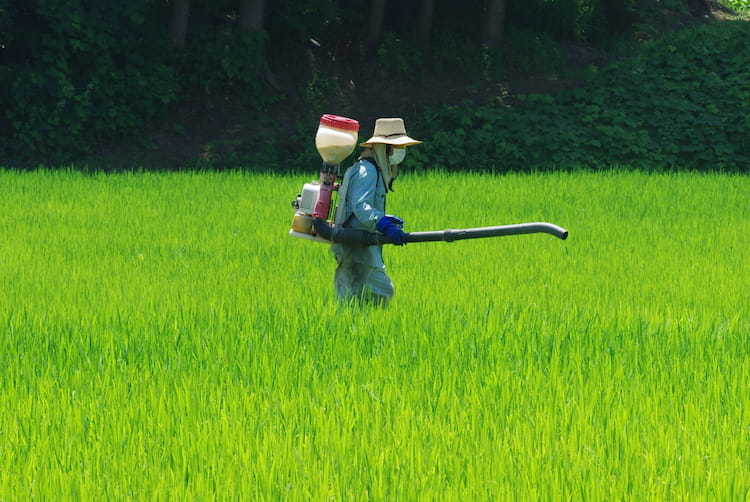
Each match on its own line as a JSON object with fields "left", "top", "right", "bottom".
{"left": 350, "top": 161, "right": 385, "bottom": 232}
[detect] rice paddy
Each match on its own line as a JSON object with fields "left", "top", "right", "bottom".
{"left": 0, "top": 169, "right": 748, "bottom": 500}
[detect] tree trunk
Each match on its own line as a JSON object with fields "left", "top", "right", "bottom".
{"left": 240, "top": 0, "right": 265, "bottom": 32}
{"left": 367, "top": 0, "right": 386, "bottom": 54}
{"left": 484, "top": 0, "right": 506, "bottom": 49}
{"left": 687, "top": 0, "right": 711, "bottom": 16}
{"left": 238, "top": 0, "right": 280, "bottom": 91}
{"left": 169, "top": 0, "right": 190, "bottom": 48}
{"left": 418, "top": 0, "right": 435, "bottom": 53}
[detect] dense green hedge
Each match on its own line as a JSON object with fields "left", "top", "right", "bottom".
{"left": 1, "top": 2, "right": 747, "bottom": 170}
{"left": 405, "top": 21, "right": 750, "bottom": 172}
{"left": 0, "top": 1, "right": 178, "bottom": 162}
{"left": 0, "top": 1, "right": 271, "bottom": 164}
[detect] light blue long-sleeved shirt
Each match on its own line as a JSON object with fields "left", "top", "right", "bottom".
{"left": 336, "top": 159, "right": 386, "bottom": 230}
{"left": 331, "top": 158, "right": 387, "bottom": 266}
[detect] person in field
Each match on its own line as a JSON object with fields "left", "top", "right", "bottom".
{"left": 331, "top": 118, "right": 421, "bottom": 305}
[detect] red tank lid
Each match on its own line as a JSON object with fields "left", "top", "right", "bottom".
{"left": 319, "top": 114, "right": 359, "bottom": 132}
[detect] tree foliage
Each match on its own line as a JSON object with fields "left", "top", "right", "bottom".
{"left": 406, "top": 21, "right": 750, "bottom": 171}
{"left": 0, "top": 0, "right": 744, "bottom": 168}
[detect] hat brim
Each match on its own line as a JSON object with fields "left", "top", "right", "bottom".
{"left": 359, "top": 135, "right": 422, "bottom": 148}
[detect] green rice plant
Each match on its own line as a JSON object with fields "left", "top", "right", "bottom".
{"left": 722, "top": 0, "right": 750, "bottom": 12}
{"left": 0, "top": 169, "right": 747, "bottom": 500}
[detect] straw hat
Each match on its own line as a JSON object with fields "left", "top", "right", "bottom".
{"left": 359, "top": 118, "right": 422, "bottom": 148}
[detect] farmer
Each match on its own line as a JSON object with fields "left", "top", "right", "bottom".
{"left": 331, "top": 118, "right": 421, "bottom": 305}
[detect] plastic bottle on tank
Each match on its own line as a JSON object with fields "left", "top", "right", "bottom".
{"left": 315, "top": 115, "right": 359, "bottom": 165}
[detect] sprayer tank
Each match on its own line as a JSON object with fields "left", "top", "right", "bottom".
{"left": 315, "top": 114, "right": 360, "bottom": 165}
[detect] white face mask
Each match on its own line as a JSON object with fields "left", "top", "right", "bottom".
{"left": 388, "top": 148, "right": 406, "bottom": 165}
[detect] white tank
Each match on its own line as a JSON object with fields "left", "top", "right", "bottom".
{"left": 315, "top": 114, "right": 360, "bottom": 165}
{"left": 298, "top": 182, "right": 320, "bottom": 214}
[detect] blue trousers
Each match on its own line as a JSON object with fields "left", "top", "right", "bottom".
{"left": 334, "top": 253, "right": 394, "bottom": 304}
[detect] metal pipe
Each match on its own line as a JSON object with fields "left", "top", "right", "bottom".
{"left": 312, "top": 166, "right": 338, "bottom": 219}
{"left": 312, "top": 219, "right": 568, "bottom": 246}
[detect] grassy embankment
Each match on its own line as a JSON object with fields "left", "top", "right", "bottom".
{"left": 0, "top": 170, "right": 748, "bottom": 499}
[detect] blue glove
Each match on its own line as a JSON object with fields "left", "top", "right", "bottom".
{"left": 376, "top": 215, "right": 407, "bottom": 246}
{"left": 383, "top": 214, "right": 404, "bottom": 228}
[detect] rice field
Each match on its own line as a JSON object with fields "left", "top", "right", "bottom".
{"left": 0, "top": 169, "right": 748, "bottom": 500}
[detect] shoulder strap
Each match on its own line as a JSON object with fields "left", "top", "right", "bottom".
{"left": 333, "top": 162, "right": 358, "bottom": 225}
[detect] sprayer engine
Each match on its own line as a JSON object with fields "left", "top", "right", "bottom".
{"left": 290, "top": 176, "right": 341, "bottom": 243}
{"left": 291, "top": 182, "right": 320, "bottom": 230}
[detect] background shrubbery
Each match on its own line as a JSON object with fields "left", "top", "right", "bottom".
{"left": 407, "top": 21, "right": 750, "bottom": 171}
{"left": 0, "top": 0, "right": 748, "bottom": 170}
{"left": 0, "top": 1, "right": 179, "bottom": 161}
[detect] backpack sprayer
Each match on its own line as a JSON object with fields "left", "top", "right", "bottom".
{"left": 289, "top": 114, "right": 569, "bottom": 245}
{"left": 290, "top": 114, "right": 358, "bottom": 243}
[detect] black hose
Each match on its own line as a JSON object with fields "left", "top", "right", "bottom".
{"left": 312, "top": 218, "right": 386, "bottom": 246}
{"left": 313, "top": 219, "right": 568, "bottom": 246}
{"left": 407, "top": 222, "right": 569, "bottom": 242}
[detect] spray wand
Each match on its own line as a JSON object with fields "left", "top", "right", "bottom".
{"left": 312, "top": 219, "right": 568, "bottom": 246}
